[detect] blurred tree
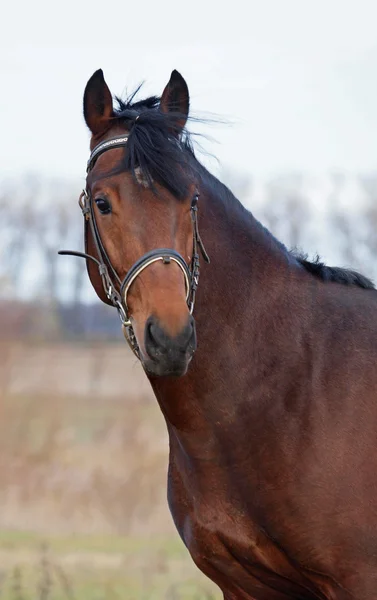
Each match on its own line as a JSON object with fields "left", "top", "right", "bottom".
{"left": 1, "top": 170, "right": 377, "bottom": 340}
{"left": 220, "top": 167, "right": 252, "bottom": 202}
{"left": 0, "top": 176, "right": 86, "bottom": 304}
{"left": 359, "top": 174, "right": 377, "bottom": 283}
{"left": 261, "top": 173, "right": 310, "bottom": 251}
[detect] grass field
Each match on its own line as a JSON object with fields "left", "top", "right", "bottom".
{"left": 0, "top": 531, "right": 220, "bottom": 599}
{"left": 0, "top": 342, "right": 220, "bottom": 598}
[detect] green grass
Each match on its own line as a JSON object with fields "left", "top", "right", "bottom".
{"left": 0, "top": 530, "right": 220, "bottom": 600}
{"left": 0, "top": 531, "right": 184, "bottom": 556}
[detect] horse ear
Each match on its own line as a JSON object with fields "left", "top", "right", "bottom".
{"left": 83, "top": 69, "right": 113, "bottom": 136}
{"left": 160, "top": 70, "right": 189, "bottom": 131}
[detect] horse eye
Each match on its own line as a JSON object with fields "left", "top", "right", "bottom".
{"left": 94, "top": 197, "right": 111, "bottom": 214}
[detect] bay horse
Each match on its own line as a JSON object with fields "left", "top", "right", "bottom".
{"left": 60, "top": 69, "right": 377, "bottom": 599}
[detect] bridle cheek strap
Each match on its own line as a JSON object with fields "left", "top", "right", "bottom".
{"left": 58, "top": 135, "right": 210, "bottom": 360}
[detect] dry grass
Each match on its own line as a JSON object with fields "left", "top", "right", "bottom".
{"left": 0, "top": 341, "right": 168, "bottom": 534}
{"left": 0, "top": 391, "right": 172, "bottom": 535}
{"left": 0, "top": 341, "right": 221, "bottom": 598}
{"left": 0, "top": 536, "right": 219, "bottom": 599}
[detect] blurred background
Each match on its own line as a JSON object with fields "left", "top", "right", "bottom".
{"left": 1, "top": 0, "right": 377, "bottom": 597}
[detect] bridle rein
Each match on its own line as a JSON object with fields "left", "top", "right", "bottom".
{"left": 58, "top": 134, "right": 210, "bottom": 358}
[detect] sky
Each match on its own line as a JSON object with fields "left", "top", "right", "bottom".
{"left": 2, "top": 0, "right": 377, "bottom": 185}
{"left": 2, "top": 0, "right": 377, "bottom": 300}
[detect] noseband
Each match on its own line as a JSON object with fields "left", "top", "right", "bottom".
{"left": 59, "top": 135, "right": 210, "bottom": 359}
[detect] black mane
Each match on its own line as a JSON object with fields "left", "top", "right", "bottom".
{"left": 112, "top": 89, "right": 375, "bottom": 292}
{"left": 112, "top": 91, "right": 196, "bottom": 198}
{"left": 294, "top": 252, "right": 375, "bottom": 290}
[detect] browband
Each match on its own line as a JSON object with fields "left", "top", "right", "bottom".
{"left": 87, "top": 136, "right": 129, "bottom": 172}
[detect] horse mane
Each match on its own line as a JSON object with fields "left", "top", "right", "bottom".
{"left": 293, "top": 251, "right": 375, "bottom": 290}
{"left": 112, "top": 89, "right": 197, "bottom": 199}
{"left": 112, "top": 88, "right": 375, "bottom": 292}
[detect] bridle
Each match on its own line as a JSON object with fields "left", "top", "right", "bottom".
{"left": 58, "top": 134, "right": 210, "bottom": 359}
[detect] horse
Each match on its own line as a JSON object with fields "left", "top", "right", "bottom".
{"left": 60, "top": 69, "right": 377, "bottom": 599}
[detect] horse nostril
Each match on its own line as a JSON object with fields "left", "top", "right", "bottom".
{"left": 145, "top": 322, "right": 158, "bottom": 350}
{"left": 145, "top": 320, "right": 160, "bottom": 353}
{"left": 182, "top": 315, "right": 195, "bottom": 346}
{"left": 145, "top": 316, "right": 196, "bottom": 361}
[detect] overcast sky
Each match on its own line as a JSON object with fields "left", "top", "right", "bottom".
{"left": 2, "top": 0, "right": 377, "bottom": 184}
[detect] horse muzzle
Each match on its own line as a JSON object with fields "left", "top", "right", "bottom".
{"left": 142, "top": 314, "right": 197, "bottom": 377}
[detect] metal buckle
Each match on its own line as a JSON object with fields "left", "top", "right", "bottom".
{"left": 78, "top": 190, "right": 90, "bottom": 220}
{"left": 114, "top": 299, "right": 131, "bottom": 327}
{"left": 121, "top": 323, "right": 141, "bottom": 359}
{"left": 106, "top": 285, "right": 113, "bottom": 301}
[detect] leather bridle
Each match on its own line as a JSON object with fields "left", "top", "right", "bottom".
{"left": 59, "top": 134, "right": 210, "bottom": 359}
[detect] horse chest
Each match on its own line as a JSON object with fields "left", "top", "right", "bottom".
{"left": 171, "top": 490, "right": 260, "bottom": 594}
{"left": 167, "top": 463, "right": 345, "bottom": 600}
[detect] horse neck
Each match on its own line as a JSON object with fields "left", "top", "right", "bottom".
{"left": 148, "top": 173, "right": 296, "bottom": 457}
